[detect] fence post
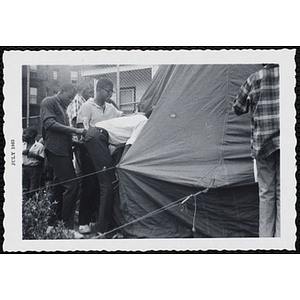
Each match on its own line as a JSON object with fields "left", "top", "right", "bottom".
{"left": 93, "top": 78, "right": 97, "bottom": 99}
{"left": 26, "top": 65, "right": 30, "bottom": 127}
{"left": 116, "top": 64, "right": 120, "bottom": 107}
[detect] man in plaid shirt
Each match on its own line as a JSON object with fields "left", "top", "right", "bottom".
{"left": 67, "top": 83, "right": 92, "bottom": 128}
{"left": 66, "top": 83, "right": 92, "bottom": 175}
{"left": 233, "top": 64, "right": 280, "bottom": 237}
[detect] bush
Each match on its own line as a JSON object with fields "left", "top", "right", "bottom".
{"left": 22, "top": 188, "right": 75, "bottom": 240}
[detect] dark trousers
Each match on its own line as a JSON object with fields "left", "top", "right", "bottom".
{"left": 40, "top": 155, "right": 54, "bottom": 187}
{"left": 22, "top": 165, "right": 40, "bottom": 197}
{"left": 46, "top": 150, "right": 79, "bottom": 229}
{"left": 84, "top": 127, "right": 115, "bottom": 233}
{"left": 73, "top": 146, "right": 83, "bottom": 201}
{"left": 78, "top": 145, "right": 99, "bottom": 226}
{"left": 112, "top": 146, "right": 125, "bottom": 166}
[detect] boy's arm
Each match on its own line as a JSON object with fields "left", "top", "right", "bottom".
{"left": 41, "top": 98, "right": 85, "bottom": 135}
{"left": 26, "top": 152, "right": 44, "bottom": 163}
{"left": 233, "top": 78, "right": 252, "bottom": 115}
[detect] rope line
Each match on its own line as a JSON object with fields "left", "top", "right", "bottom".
{"left": 94, "top": 188, "right": 209, "bottom": 239}
{"left": 23, "top": 165, "right": 211, "bottom": 239}
{"left": 22, "top": 165, "right": 117, "bottom": 196}
{"left": 192, "top": 195, "right": 197, "bottom": 233}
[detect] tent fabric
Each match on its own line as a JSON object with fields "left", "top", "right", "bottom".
{"left": 115, "top": 171, "right": 259, "bottom": 238}
{"left": 115, "top": 64, "right": 262, "bottom": 238}
{"left": 137, "top": 65, "right": 177, "bottom": 113}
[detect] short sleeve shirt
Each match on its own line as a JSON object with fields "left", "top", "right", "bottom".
{"left": 77, "top": 99, "right": 123, "bottom": 127}
{"left": 23, "top": 141, "right": 45, "bottom": 166}
{"left": 40, "top": 96, "right": 73, "bottom": 156}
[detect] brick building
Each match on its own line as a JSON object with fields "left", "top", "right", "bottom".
{"left": 22, "top": 65, "right": 91, "bottom": 136}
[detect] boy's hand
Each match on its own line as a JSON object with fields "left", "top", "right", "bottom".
{"left": 75, "top": 128, "right": 87, "bottom": 136}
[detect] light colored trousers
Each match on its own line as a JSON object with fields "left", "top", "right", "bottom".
{"left": 256, "top": 149, "right": 280, "bottom": 237}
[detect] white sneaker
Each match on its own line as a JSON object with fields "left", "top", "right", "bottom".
{"left": 112, "top": 232, "right": 124, "bottom": 239}
{"left": 73, "top": 231, "right": 84, "bottom": 239}
{"left": 70, "top": 230, "right": 84, "bottom": 240}
{"left": 79, "top": 224, "right": 92, "bottom": 234}
{"left": 62, "top": 229, "right": 84, "bottom": 239}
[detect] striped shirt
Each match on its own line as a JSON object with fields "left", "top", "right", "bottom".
{"left": 67, "top": 94, "right": 87, "bottom": 127}
{"left": 233, "top": 64, "right": 280, "bottom": 159}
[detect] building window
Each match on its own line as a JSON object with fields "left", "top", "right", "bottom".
{"left": 30, "top": 87, "right": 38, "bottom": 104}
{"left": 53, "top": 70, "right": 58, "bottom": 81}
{"left": 30, "top": 65, "right": 38, "bottom": 78}
{"left": 30, "top": 65, "right": 38, "bottom": 72}
{"left": 71, "top": 71, "right": 78, "bottom": 84}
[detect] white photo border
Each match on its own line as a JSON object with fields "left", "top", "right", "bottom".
{"left": 2, "top": 48, "right": 297, "bottom": 252}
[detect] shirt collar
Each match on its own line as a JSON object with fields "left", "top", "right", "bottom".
{"left": 76, "top": 94, "right": 87, "bottom": 103}
{"left": 264, "top": 64, "right": 279, "bottom": 69}
{"left": 54, "top": 95, "right": 67, "bottom": 109}
{"left": 92, "top": 98, "right": 106, "bottom": 110}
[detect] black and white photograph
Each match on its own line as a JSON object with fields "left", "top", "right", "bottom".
{"left": 2, "top": 49, "right": 296, "bottom": 252}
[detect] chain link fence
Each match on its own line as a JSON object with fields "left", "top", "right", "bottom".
{"left": 22, "top": 64, "right": 159, "bottom": 138}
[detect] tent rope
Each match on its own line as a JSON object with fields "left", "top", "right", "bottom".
{"left": 22, "top": 165, "right": 117, "bottom": 196}
{"left": 23, "top": 168, "right": 211, "bottom": 239}
{"left": 192, "top": 195, "right": 197, "bottom": 233}
{"left": 93, "top": 187, "right": 209, "bottom": 239}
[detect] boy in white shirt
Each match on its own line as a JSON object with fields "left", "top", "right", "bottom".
{"left": 22, "top": 127, "right": 45, "bottom": 197}
{"left": 83, "top": 111, "right": 151, "bottom": 235}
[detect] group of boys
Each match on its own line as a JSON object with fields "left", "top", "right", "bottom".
{"left": 23, "top": 63, "right": 280, "bottom": 239}
{"left": 23, "top": 78, "right": 148, "bottom": 238}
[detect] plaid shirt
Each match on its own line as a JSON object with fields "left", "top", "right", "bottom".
{"left": 233, "top": 64, "right": 280, "bottom": 159}
{"left": 67, "top": 94, "right": 87, "bottom": 127}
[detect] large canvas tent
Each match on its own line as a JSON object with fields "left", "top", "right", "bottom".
{"left": 114, "top": 64, "right": 262, "bottom": 238}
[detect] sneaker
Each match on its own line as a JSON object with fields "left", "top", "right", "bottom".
{"left": 67, "top": 230, "right": 84, "bottom": 239}
{"left": 112, "top": 232, "right": 124, "bottom": 239}
{"left": 62, "top": 229, "right": 84, "bottom": 239}
{"left": 79, "top": 224, "right": 92, "bottom": 234}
